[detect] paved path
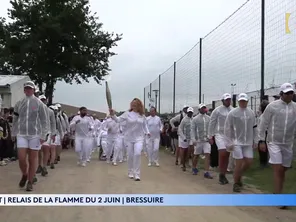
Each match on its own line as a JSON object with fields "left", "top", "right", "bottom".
{"left": 0, "top": 150, "right": 295, "bottom": 222}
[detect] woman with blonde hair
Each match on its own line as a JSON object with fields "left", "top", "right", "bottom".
{"left": 109, "top": 98, "right": 150, "bottom": 181}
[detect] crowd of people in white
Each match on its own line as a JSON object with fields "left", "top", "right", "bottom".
{"left": 4, "top": 80, "right": 296, "bottom": 210}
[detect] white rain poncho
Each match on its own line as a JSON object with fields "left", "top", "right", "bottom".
{"left": 92, "top": 119, "right": 102, "bottom": 137}
{"left": 112, "top": 111, "right": 149, "bottom": 143}
{"left": 178, "top": 115, "right": 192, "bottom": 141}
{"left": 48, "top": 108, "right": 57, "bottom": 136}
{"left": 12, "top": 96, "right": 49, "bottom": 140}
{"left": 190, "top": 113, "right": 210, "bottom": 143}
{"left": 70, "top": 115, "right": 94, "bottom": 138}
{"left": 146, "top": 115, "right": 162, "bottom": 139}
{"left": 208, "top": 105, "right": 233, "bottom": 137}
{"left": 258, "top": 99, "right": 296, "bottom": 144}
{"left": 169, "top": 112, "right": 186, "bottom": 129}
{"left": 224, "top": 107, "right": 258, "bottom": 146}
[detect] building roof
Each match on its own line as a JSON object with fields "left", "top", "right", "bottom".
{"left": 0, "top": 75, "right": 30, "bottom": 87}
{"left": 58, "top": 103, "right": 106, "bottom": 119}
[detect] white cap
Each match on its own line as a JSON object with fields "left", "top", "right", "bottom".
{"left": 198, "top": 103, "right": 206, "bottom": 109}
{"left": 23, "top": 81, "right": 35, "bottom": 89}
{"left": 39, "top": 95, "right": 46, "bottom": 100}
{"left": 187, "top": 107, "right": 194, "bottom": 113}
{"left": 56, "top": 103, "right": 61, "bottom": 108}
{"left": 280, "top": 83, "right": 294, "bottom": 93}
{"left": 50, "top": 105, "right": 58, "bottom": 110}
{"left": 221, "top": 93, "right": 231, "bottom": 100}
{"left": 35, "top": 88, "right": 40, "bottom": 93}
{"left": 183, "top": 105, "right": 189, "bottom": 108}
{"left": 238, "top": 93, "right": 248, "bottom": 101}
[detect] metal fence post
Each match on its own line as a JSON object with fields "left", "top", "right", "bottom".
{"left": 173, "top": 62, "right": 176, "bottom": 114}
{"left": 158, "top": 74, "right": 161, "bottom": 114}
{"left": 199, "top": 38, "right": 203, "bottom": 104}
{"left": 144, "top": 87, "right": 146, "bottom": 110}
{"left": 260, "top": 0, "right": 265, "bottom": 102}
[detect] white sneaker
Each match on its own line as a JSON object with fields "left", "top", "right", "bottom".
{"left": 81, "top": 162, "right": 86, "bottom": 167}
{"left": 112, "top": 162, "right": 117, "bottom": 166}
{"left": 119, "top": 160, "right": 123, "bottom": 163}
{"left": 0, "top": 160, "right": 7, "bottom": 166}
{"left": 155, "top": 162, "right": 160, "bottom": 167}
{"left": 148, "top": 163, "right": 152, "bottom": 167}
{"left": 128, "top": 174, "right": 134, "bottom": 179}
{"left": 87, "top": 159, "right": 90, "bottom": 163}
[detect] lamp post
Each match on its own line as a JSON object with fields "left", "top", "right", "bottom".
{"left": 231, "top": 83, "right": 236, "bottom": 95}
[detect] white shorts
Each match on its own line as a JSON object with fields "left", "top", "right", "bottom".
{"left": 17, "top": 136, "right": 41, "bottom": 150}
{"left": 267, "top": 143, "right": 293, "bottom": 167}
{"left": 233, "top": 145, "right": 253, "bottom": 159}
{"left": 178, "top": 137, "right": 189, "bottom": 149}
{"left": 215, "top": 134, "right": 232, "bottom": 151}
{"left": 194, "top": 142, "right": 211, "bottom": 155}
{"left": 54, "top": 135, "right": 61, "bottom": 146}
{"left": 42, "top": 134, "right": 51, "bottom": 146}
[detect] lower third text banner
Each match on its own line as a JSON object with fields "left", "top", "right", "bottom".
{"left": 0, "top": 194, "right": 295, "bottom": 206}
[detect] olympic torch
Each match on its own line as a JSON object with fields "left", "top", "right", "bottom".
{"left": 105, "top": 75, "right": 112, "bottom": 110}
{"left": 105, "top": 81, "right": 112, "bottom": 109}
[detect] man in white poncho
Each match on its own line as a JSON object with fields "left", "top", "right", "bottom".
{"left": 258, "top": 83, "right": 296, "bottom": 209}
{"left": 224, "top": 93, "right": 258, "bottom": 193}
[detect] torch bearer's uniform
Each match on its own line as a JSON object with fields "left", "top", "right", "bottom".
{"left": 70, "top": 115, "right": 94, "bottom": 167}
{"left": 146, "top": 115, "right": 163, "bottom": 166}
{"left": 105, "top": 117, "right": 120, "bottom": 164}
{"left": 112, "top": 111, "right": 149, "bottom": 180}
{"left": 118, "top": 121, "right": 127, "bottom": 162}
{"left": 98, "top": 120, "right": 108, "bottom": 158}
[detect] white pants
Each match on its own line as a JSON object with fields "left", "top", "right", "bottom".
{"left": 126, "top": 141, "right": 143, "bottom": 178}
{"left": 75, "top": 137, "right": 93, "bottom": 163}
{"left": 117, "top": 136, "right": 126, "bottom": 161}
{"left": 107, "top": 136, "right": 118, "bottom": 161}
{"left": 148, "top": 137, "right": 160, "bottom": 163}
{"left": 100, "top": 137, "right": 107, "bottom": 156}
{"left": 143, "top": 136, "right": 148, "bottom": 153}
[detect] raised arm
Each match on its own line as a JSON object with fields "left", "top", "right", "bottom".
{"left": 111, "top": 111, "right": 128, "bottom": 123}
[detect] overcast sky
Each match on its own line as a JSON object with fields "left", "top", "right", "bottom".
{"left": 1, "top": 0, "right": 250, "bottom": 112}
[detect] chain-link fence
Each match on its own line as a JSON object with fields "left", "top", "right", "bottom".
{"left": 143, "top": 0, "right": 296, "bottom": 114}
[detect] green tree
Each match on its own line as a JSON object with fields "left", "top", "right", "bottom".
{"left": 0, "top": 0, "right": 122, "bottom": 104}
